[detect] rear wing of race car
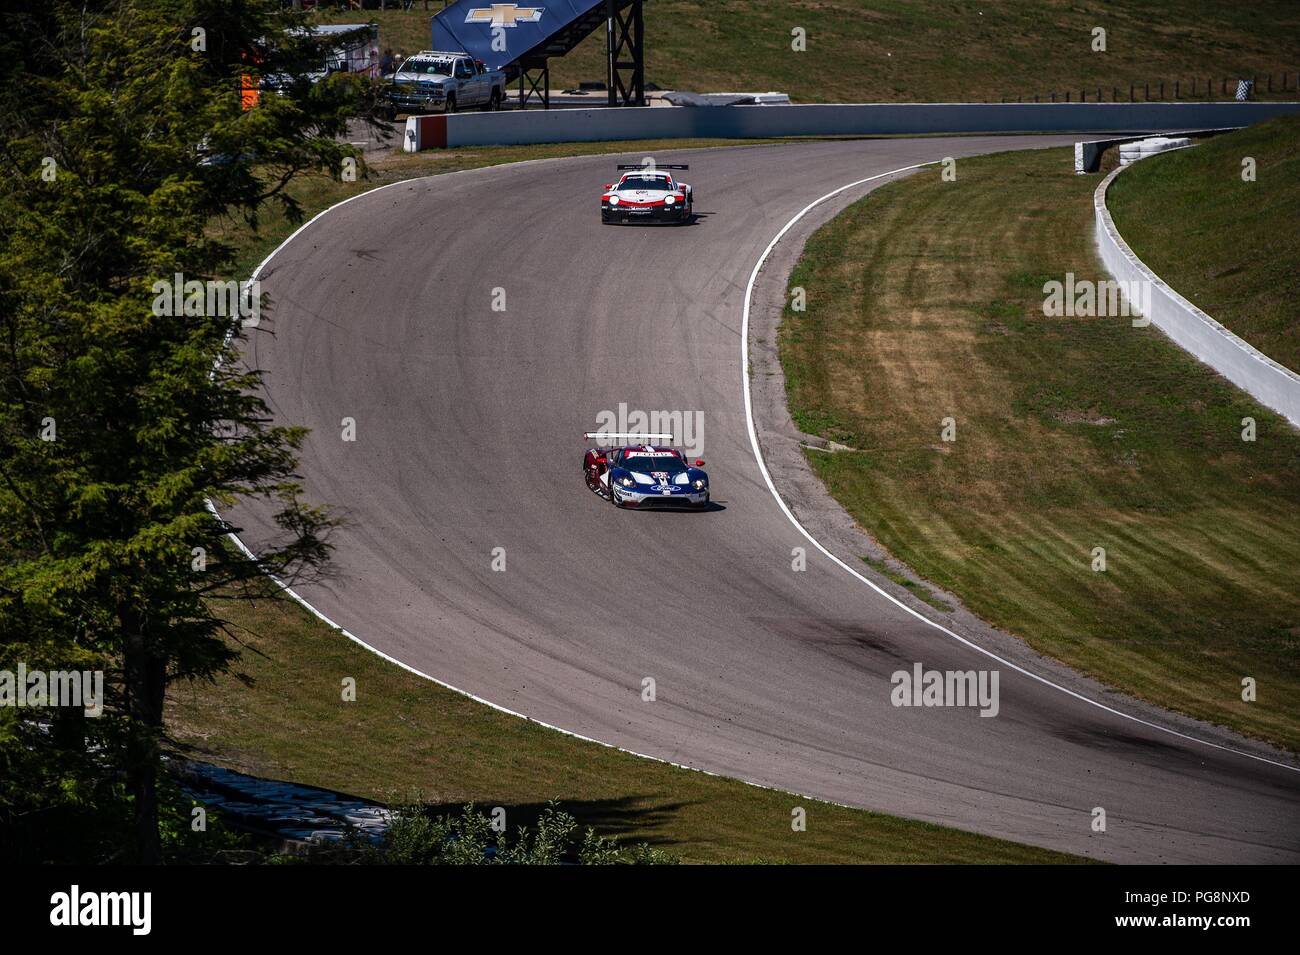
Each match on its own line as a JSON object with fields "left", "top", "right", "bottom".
{"left": 583, "top": 432, "right": 675, "bottom": 445}
{"left": 615, "top": 164, "right": 688, "bottom": 171}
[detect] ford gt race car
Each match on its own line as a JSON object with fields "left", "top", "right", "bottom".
{"left": 600, "top": 165, "right": 694, "bottom": 225}
{"left": 583, "top": 432, "right": 709, "bottom": 508}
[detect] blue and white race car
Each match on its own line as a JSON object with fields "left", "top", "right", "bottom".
{"left": 583, "top": 432, "right": 709, "bottom": 509}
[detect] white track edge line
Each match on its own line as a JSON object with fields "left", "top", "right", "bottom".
{"left": 212, "top": 512, "right": 883, "bottom": 815}
{"left": 202, "top": 153, "right": 885, "bottom": 816}
{"left": 210, "top": 169, "right": 721, "bottom": 776}
{"left": 739, "top": 161, "right": 1299, "bottom": 775}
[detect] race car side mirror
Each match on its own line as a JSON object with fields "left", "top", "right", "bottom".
{"left": 694, "top": 459, "right": 705, "bottom": 467}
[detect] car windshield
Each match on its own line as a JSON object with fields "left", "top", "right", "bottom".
{"left": 620, "top": 452, "right": 687, "bottom": 474}
{"left": 618, "top": 177, "right": 672, "bottom": 192}
{"left": 400, "top": 60, "right": 453, "bottom": 77}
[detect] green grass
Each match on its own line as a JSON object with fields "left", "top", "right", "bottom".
{"left": 780, "top": 146, "right": 1300, "bottom": 752}
{"left": 321, "top": 1, "right": 1300, "bottom": 104}
{"left": 166, "top": 578, "right": 1082, "bottom": 863}
{"left": 862, "top": 556, "right": 954, "bottom": 613}
{"left": 1106, "top": 116, "right": 1300, "bottom": 372}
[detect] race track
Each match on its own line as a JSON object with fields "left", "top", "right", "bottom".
{"left": 233, "top": 135, "right": 1300, "bottom": 862}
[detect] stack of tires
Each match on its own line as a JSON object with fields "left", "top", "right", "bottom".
{"left": 1119, "top": 136, "right": 1192, "bottom": 166}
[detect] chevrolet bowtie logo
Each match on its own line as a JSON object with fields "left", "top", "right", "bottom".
{"left": 465, "top": 4, "right": 543, "bottom": 28}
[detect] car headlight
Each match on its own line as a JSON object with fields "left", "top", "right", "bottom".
{"left": 664, "top": 195, "right": 676, "bottom": 205}
{"left": 692, "top": 478, "right": 707, "bottom": 490}
{"left": 618, "top": 475, "right": 636, "bottom": 488}
{"left": 608, "top": 195, "right": 620, "bottom": 205}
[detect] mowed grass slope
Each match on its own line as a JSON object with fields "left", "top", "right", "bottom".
{"left": 1106, "top": 116, "right": 1300, "bottom": 372}
{"left": 327, "top": 1, "right": 1300, "bottom": 104}
{"left": 780, "top": 147, "right": 1300, "bottom": 751}
{"left": 167, "top": 581, "right": 1082, "bottom": 863}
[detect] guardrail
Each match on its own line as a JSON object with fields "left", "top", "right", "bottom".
{"left": 1093, "top": 166, "right": 1300, "bottom": 429}
{"left": 404, "top": 101, "right": 1300, "bottom": 151}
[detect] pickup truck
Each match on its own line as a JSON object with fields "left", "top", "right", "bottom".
{"left": 384, "top": 51, "right": 506, "bottom": 116}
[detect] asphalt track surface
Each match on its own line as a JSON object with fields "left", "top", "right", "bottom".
{"left": 235, "top": 135, "right": 1300, "bottom": 862}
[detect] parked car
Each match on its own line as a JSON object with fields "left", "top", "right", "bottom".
{"left": 384, "top": 50, "right": 505, "bottom": 116}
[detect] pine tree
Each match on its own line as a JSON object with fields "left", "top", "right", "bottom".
{"left": 0, "top": 0, "right": 378, "bottom": 862}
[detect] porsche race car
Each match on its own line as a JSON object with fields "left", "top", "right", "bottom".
{"left": 583, "top": 432, "right": 709, "bottom": 508}
{"left": 600, "top": 165, "right": 694, "bottom": 225}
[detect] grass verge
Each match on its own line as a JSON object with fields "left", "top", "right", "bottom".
{"left": 319, "top": 1, "right": 1300, "bottom": 105}
{"left": 861, "top": 557, "right": 955, "bottom": 613}
{"left": 780, "top": 146, "right": 1300, "bottom": 752}
{"left": 167, "top": 576, "right": 1082, "bottom": 863}
{"left": 1105, "top": 116, "right": 1300, "bottom": 372}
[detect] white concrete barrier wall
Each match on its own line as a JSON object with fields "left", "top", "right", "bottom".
{"left": 1074, "top": 128, "right": 1234, "bottom": 173}
{"left": 1094, "top": 167, "right": 1300, "bottom": 428}
{"left": 423, "top": 101, "right": 1300, "bottom": 149}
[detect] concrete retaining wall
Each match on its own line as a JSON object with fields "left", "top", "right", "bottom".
{"left": 405, "top": 101, "right": 1300, "bottom": 151}
{"left": 1094, "top": 166, "right": 1300, "bottom": 428}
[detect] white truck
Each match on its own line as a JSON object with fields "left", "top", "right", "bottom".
{"left": 384, "top": 51, "right": 506, "bottom": 116}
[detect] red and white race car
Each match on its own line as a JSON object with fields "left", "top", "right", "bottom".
{"left": 600, "top": 165, "right": 694, "bottom": 225}
{"left": 583, "top": 432, "right": 710, "bottom": 509}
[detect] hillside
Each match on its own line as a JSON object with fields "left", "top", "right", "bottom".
{"left": 326, "top": 0, "right": 1300, "bottom": 104}
{"left": 1106, "top": 116, "right": 1300, "bottom": 372}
